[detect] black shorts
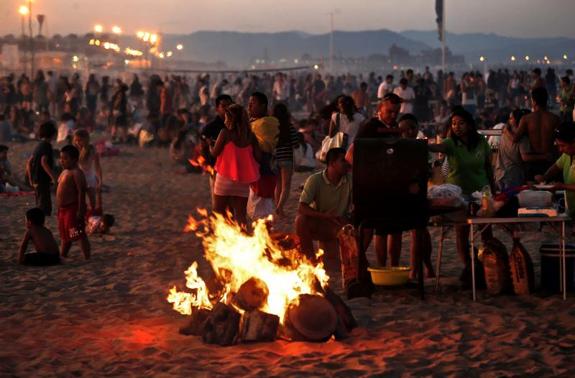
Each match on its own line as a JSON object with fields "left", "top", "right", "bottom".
{"left": 22, "top": 253, "right": 60, "bottom": 266}
{"left": 35, "top": 182, "right": 52, "bottom": 216}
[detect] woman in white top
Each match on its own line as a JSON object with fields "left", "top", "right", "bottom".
{"left": 294, "top": 132, "right": 316, "bottom": 172}
{"left": 328, "top": 95, "right": 365, "bottom": 149}
{"left": 73, "top": 129, "right": 103, "bottom": 212}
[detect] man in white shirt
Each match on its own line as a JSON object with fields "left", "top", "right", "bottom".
{"left": 272, "top": 73, "right": 289, "bottom": 104}
{"left": 393, "top": 78, "right": 415, "bottom": 114}
{"left": 377, "top": 74, "right": 394, "bottom": 100}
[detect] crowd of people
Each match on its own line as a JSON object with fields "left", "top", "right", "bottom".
{"left": 5, "top": 65, "right": 575, "bottom": 293}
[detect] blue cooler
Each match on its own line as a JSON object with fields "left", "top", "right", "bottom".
{"left": 539, "top": 243, "right": 575, "bottom": 293}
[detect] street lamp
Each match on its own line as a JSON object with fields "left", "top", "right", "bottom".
{"left": 112, "top": 26, "right": 122, "bottom": 35}
{"left": 18, "top": 5, "right": 29, "bottom": 38}
{"left": 564, "top": 54, "right": 568, "bottom": 60}
{"left": 525, "top": 55, "right": 530, "bottom": 62}
{"left": 176, "top": 44, "right": 183, "bottom": 51}
{"left": 94, "top": 24, "right": 103, "bottom": 33}
{"left": 510, "top": 55, "right": 516, "bottom": 62}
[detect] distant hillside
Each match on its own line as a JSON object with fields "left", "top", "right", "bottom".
{"left": 152, "top": 30, "right": 431, "bottom": 67}
{"left": 401, "top": 30, "right": 575, "bottom": 63}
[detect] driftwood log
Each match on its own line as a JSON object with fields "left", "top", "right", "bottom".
{"left": 233, "top": 277, "right": 269, "bottom": 311}
{"left": 239, "top": 310, "right": 280, "bottom": 342}
{"left": 321, "top": 286, "right": 358, "bottom": 340}
{"left": 283, "top": 294, "right": 337, "bottom": 342}
{"left": 179, "top": 308, "right": 212, "bottom": 336}
{"left": 202, "top": 302, "right": 241, "bottom": 346}
{"left": 313, "top": 279, "right": 357, "bottom": 340}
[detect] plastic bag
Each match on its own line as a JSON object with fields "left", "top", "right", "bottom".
{"left": 509, "top": 237, "right": 535, "bottom": 295}
{"left": 479, "top": 238, "right": 512, "bottom": 295}
{"left": 316, "top": 132, "right": 344, "bottom": 163}
{"left": 427, "top": 183, "right": 464, "bottom": 208}
{"left": 247, "top": 189, "right": 275, "bottom": 220}
{"left": 337, "top": 225, "right": 359, "bottom": 290}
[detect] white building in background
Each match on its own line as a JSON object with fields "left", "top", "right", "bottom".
{"left": 0, "top": 44, "right": 20, "bottom": 70}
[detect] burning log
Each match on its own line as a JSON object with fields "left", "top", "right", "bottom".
{"left": 202, "top": 303, "right": 241, "bottom": 346}
{"left": 282, "top": 294, "right": 337, "bottom": 342}
{"left": 179, "top": 308, "right": 212, "bottom": 336}
{"left": 312, "top": 279, "right": 357, "bottom": 340}
{"left": 239, "top": 310, "right": 280, "bottom": 342}
{"left": 321, "top": 287, "right": 357, "bottom": 340}
{"left": 233, "top": 277, "right": 269, "bottom": 311}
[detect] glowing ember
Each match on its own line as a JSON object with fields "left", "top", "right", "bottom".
{"left": 167, "top": 210, "right": 329, "bottom": 323}
{"left": 189, "top": 156, "right": 215, "bottom": 176}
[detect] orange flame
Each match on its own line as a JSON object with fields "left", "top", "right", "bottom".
{"left": 189, "top": 156, "right": 215, "bottom": 176}
{"left": 167, "top": 210, "right": 329, "bottom": 323}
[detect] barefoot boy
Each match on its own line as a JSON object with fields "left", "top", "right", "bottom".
{"left": 28, "top": 122, "right": 58, "bottom": 215}
{"left": 18, "top": 208, "right": 61, "bottom": 266}
{"left": 57, "top": 145, "right": 91, "bottom": 259}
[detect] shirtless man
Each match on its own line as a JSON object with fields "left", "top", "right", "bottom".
{"left": 509, "top": 87, "right": 560, "bottom": 179}
{"left": 57, "top": 145, "right": 91, "bottom": 259}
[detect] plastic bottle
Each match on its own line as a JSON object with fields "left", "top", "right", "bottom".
{"left": 480, "top": 186, "right": 492, "bottom": 216}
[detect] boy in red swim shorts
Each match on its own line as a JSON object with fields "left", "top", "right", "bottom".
{"left": 57, "top": 145, "right": 91, "bottom": 259}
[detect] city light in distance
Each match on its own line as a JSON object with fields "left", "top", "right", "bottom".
{"left": 176, "top": 44, "right": 183, "bottom": 50}
{"left": 510, "top": 55, "right": 516, "bottom": 61}
{"left": 94, "top": 24, "right": 103, "bottom": 33}
{"left": 112, "top": 26, "right": 122, "bottom": 34}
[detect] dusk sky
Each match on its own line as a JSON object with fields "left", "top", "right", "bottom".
{"left": 1, "top": 0, "right": 574, "bottom": 38}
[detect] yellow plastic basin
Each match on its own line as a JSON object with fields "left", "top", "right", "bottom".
{"left": 367, "top": 266, "right": 411, "bottom": 286}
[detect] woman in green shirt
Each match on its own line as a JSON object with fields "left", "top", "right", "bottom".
{"left": 430, "top": 108, "right": 495, "bottom": 285}
{"left": 536, "top": 122, "right": 575, "bottom": 217}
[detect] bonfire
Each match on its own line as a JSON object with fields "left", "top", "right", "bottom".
{"left": 167, "top": 210, "right": 356, "bottom": 345}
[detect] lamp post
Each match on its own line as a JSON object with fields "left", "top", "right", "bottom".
{"left": 27, "top": 0, "right": 34, "bottom": 78}
{"left": 18, "top": 5, "right": 30, "bottom": 72}
{"left": 18, "top": 5, "right": 28, "bottom": 38}
{"left": 36, "top": 14, "right": 45, "bottom": 37}
{"left": 479, "top": 56, "right": 487, "bottom": 77}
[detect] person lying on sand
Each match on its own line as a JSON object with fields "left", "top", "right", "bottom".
{"left": 18, "top": 208, "right": 60, "bottom": 266}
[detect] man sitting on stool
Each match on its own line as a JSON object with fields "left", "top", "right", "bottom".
{"left": 296, "top": 148, "right": 351, "bottom": 263}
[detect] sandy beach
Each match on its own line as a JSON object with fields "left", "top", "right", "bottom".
{"left": 1, "top": 141, "right": 575, "bottom": 377}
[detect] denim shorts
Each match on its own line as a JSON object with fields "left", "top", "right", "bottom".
{"left": 276, "top": 160, "right": 294, "bottom": 169}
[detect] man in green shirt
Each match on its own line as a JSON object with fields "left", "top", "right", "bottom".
{"left": 296, "top": 148, "right": 351, "bottom": 259}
